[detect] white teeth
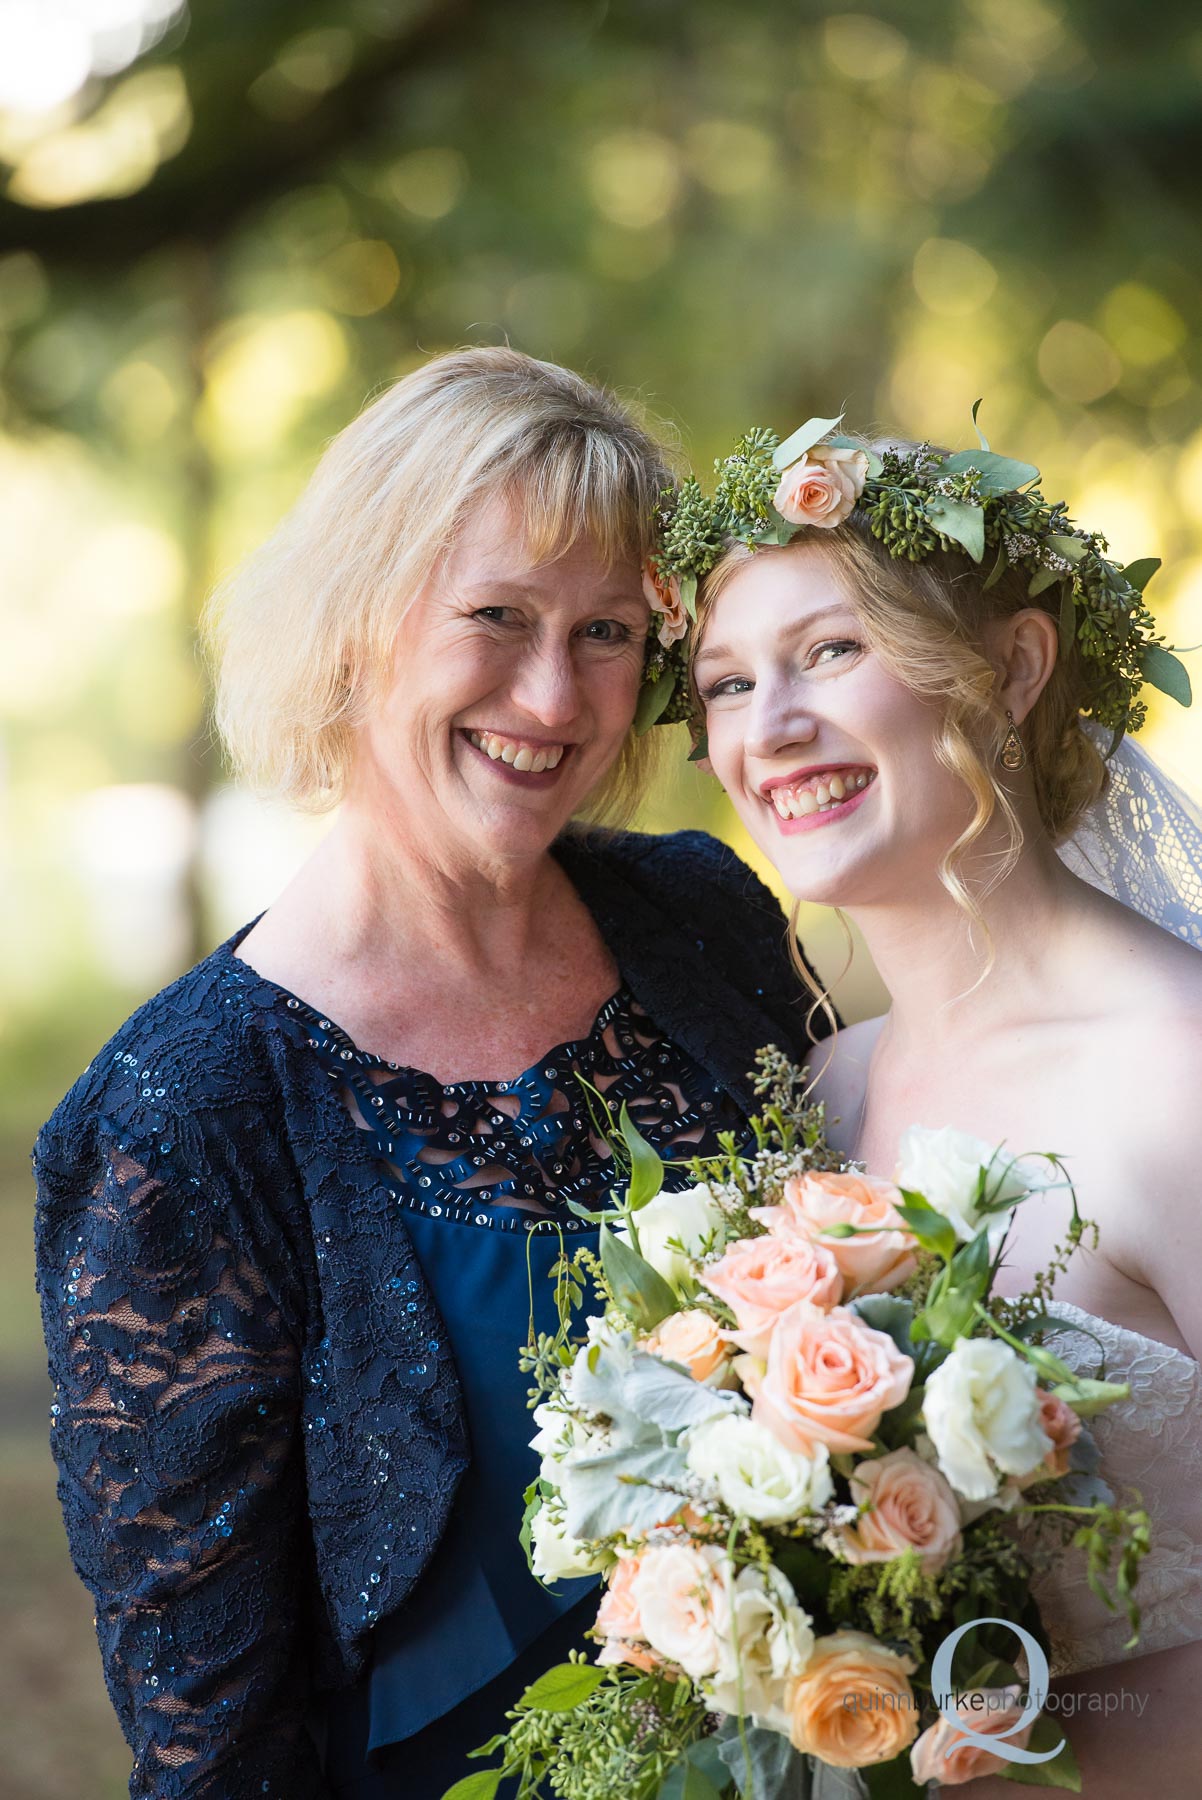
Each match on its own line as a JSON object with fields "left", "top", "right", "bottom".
{"left": 467, "top": 730, "right": 567, "bottom": 770}
{"left": 795, "top": 789, "right": 819, "bottom": 815}
{"left": 487, "top": 737, "right": 504, "bottom": 760}
{"left": 545, "top": 747, "right": 563, "bottom": 769}
{"left": 828, "top": 774, "right": 845, "bottom": 800}
{"left": 513, "top": 747, "right": 534, "bottom": 771}
{"left": 500, "top": 743, "right": 517, "bottom": 763}
{"left": 530, "top": 751, "right": 548, "bottom": 773}
{"left": 814, "top": 781, "right": 830, "bottom": 806}
{"left": 769, "top": 768, "right": 874, "bottom": 818}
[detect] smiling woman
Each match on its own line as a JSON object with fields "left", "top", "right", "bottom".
{"left": 33, "top": 347, "right": 826, "bottom": 1800}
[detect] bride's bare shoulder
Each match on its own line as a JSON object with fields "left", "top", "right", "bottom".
{"left": 805, "top": 1015, "right": 886, "bottom": 1149}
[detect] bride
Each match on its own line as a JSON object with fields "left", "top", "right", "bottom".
{"left": 659, "top": 416, "right": 1202, "bottom": 1796}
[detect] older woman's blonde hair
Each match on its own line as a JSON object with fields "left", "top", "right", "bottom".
{"left": 204, "top": 346, "right": 678, "bottom": 820}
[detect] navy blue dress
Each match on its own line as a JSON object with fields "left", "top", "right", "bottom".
{"left": 33, "top": 827, "right": 825, "bottom": 1800}
{"left": 299, "top": 985, "right": 750, "bottom": 1795}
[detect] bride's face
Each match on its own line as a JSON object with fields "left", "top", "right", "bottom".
{"left": 695, "top": 544, "right": 976, "bottom": 907}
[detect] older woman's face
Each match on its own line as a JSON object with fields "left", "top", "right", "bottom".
{"left": 352, "top": 494, "right": 649, "bottom": 864}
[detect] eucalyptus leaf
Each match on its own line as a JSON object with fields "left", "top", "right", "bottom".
{"left": 939, "top": 449, "right": 1039, "bottom": 494}
{"left": 619, "top": 1102, "right": 666, "bottom": 1211}
{"left": 600, "top": 1222, "right": 678, "bottom": 1330}
{"left": 924, "top": 496, "right": 985, "bottom": 562}
{"left": 1141, "top": 642, "right": 1192, "bottom": 707}
{"left": 848, "top": 1294, "right": 918, "bottom": 1360}
{"left": 772, "top": 414, "right": 845, "bottom": 470}
{"left": 657, "top": 1740, "right": 728, "bottom": 1800}
{"left": 1027, "top": 566, "right": 1061, "bottom": 598}
{"left": 624, "top": 1349, "right": 741, "bottom": 1432}
{"left": 1044, "top": 533, "right": 1087, "bottom": 564}
{"left": 982, "top": 545, "right": 1008, "bottom": 591}
{"left": 688, "top": 728, "right": 710, "bottom": 764}
{"left": 559, "top": 1441, "right": 690, "bottom": 1538}
{"left": 715, "top": 1720, "right": 811, "bottom": 1799}
{"left": 680, "top": 571, "right": 698, "bottom": 620}
{"left": 519, "top": 1662, "right": 607, "bottom": 1712}
{"left": 1121, "top": 556, "right": 1161, "bottom": 593}
{"left": 971, "top": 397, "right": 990, "bottom": 452}
{"left": 635, "top": 669, "right": 678, "bottom": 734}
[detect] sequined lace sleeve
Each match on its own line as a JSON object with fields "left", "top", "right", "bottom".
{"left": 34, "top": 1085, "right": 329, "bottom": 1799}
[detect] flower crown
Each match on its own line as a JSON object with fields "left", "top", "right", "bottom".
{"left": 635, "top": 406, "right": 1191, "bottom": 746}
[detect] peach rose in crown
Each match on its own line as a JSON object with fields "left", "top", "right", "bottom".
{"left": 643, "top": 1309, "right": 733, "bottom": 1386}
{"left": 701, "top": 1232, "right": 843, "bottom": 1359}
{"left": 753, "top": 1301, "right": 914, "bottom": 1457}
{"left": 838, "top": 1447, "right": 963, "bottom": 1574}
{"left": 773, "top": 443, "right": 868, "bottom": 530}
{"left": 642, "top": 561, "right": 688, "bottom": 647}
{"left": 755, "top": 1171, "right": 918, "bottom": 1298}
{"left": 787, "top": 1630, "right": 919, "bottom": 1767}
{"left": 910, "top": 1687, "right": 1036, "bottom": 1786}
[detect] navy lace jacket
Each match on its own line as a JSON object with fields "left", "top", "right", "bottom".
{"left": 33, "top": 826, "right": 823, "bottom": 1799}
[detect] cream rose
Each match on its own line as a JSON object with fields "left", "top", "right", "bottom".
{"left": 754, "top": 1301, "right": 914, "bottom": 1457}
{"left": 644, "top": 1309, "right": 733, "bottom": 1385}
{"left": 922, "top": 1338, "right": 1053, "bottom": 1501}
{"left": 685, "top": 1412, "right": 833, "bottom": 1524}
{"left": 756, "top": 1171, "right": 917, "bottom": 1298}
{"left": 702, "top": 1232, "right": 843, "bottom": 1357}
{"left": 707, "top": 1565, "right": 816, "bottom": 1731}
{"left": 895, "top": 1126, "right": 1030, "bottom": 1248}
{"left": 911, "top": 1687, "right": 1036, "bottom": 1786}
{"left": 631, "top": 1543, "right": 731, "bottom": 1680}
{"left": 787, "top": 1630, "right": 919, "bottom": 1768}
{"left": 618, "top": 1182, "right": 726, "bottom": 1296}
{"left": 838, "top": 1447, "right": 963, "bottom": 1573}
{"left": 530, "top": 1503, "right": 609, "bottom": 1583}
{"left": 773, "top": 443, "right": 868, "bottom": 529}
{"left": 642, "top": 560, "right": 688, "bottom": 647}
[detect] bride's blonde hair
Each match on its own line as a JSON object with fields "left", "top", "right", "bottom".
{"left": 691, "top": 500, "right": 1108, "bottom": 1012}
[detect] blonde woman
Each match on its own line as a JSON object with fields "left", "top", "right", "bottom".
{"left": 33, "top": 350, "right": 826, "bottom": 1799}
{"left": 680, "top": 420, "right": 1202, "bottom": 1797}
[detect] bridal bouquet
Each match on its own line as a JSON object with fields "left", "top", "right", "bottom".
{"left": 442, "top": 1052, "right": 1149, "bottom": 1800}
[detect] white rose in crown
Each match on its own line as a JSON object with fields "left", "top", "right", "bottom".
{"left": 895, "top": 1125, "right": 1030, "bottom": 1248}
{"left": 707, "top": 1563, "right": 817, "bottom": 1732}
{"left": 618, "top": 1181, "right": 727, "bottom": 1295}
{"left": 529, "top": 1502, "right": 609, "bottom": 1583}
{"left": 922, "top": 1338, "right": 1053, "bottom": 1502}
{"left": 685, "top": 1412, "right": 833, "bottom": 1524}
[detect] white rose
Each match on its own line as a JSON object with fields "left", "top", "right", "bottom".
{"left": 529, "top": 1502, "right": 609, "bottom": 1583}
{"left": 618, "top": 1182, "right": 727, "bottom": 1295}
{"left": 633, "top": 1543, "right": 732, "bottom": 1679}
{"left": 895, "top": 1126, "right": 1030, "bottom": 1248}
{"left": 529, "top": 1402, "right": 606, "bottom": 1487}
{"left": 708, "top": 1565, "right": 816, "bottom": 1731}
{"left": 922, "top": 1338, "right": 1053, "bottom": 1502}
{"left": 685, "top": 1413, "right": 833, "bottom": 1524}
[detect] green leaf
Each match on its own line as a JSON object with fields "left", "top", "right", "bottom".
{"left": 1058, "top": 582, "right": 1077, "bottom": 659}
{"left": 560, "top": 1441, "right": 690, "bottom": 1537}
{"left": 618, "top": 1102, "right": 666, "bottom": 1210}
{"left": 519, "top": 1476, "right": 547, "bottom": 1577}
{"left": 893, "top": 1202, "right": 956, "bottom": 1262}
{"left": 518, "top": 1662, "right": 607, "bottom": 1713}
{"left": 1045, "top": 533, "right": 1088, "bottom": 564}
{"left": 680, "top": 572, "right": 698, "bottom": 621}
{"left": 772, "top": 414, "right": 845, "bottom": 470}
{"left": 982, "top": 544, "right": 1008, "bottom": 591}
{"left": 971, "top": 397, "right": 990, "bottom": 452}
{"left": 925, "top": 496, "right": 985, "bottom": 562}
{"left": 635, "top": 669, "right": 678, "bottom": 734}
{"left": 599, "top": 1222, "right": 678, "bottom": 1329}
{"left": 940, "top": 449, "right": 1039, "bottom": 494}
{"left": 1000, "top": 1713, "right": 1080, "bottom": 1790}
{"left": 918, "top": 1230, "right": 992, "bottom": 1346}
{"left": 1027, "top": 566, "right": 1061, "bottom": 598}
{"left": 438, "top": 1770, "right": 504, "bottom": 1800}
{"left": 863, "top": 1749, "right": 928, "bottom": 1798}
{"left": 849, "top": 1293, "right": 917, "bottom": 1359}
{"left": 657, "top": 1739, "right": 727, "bottom": 1800}
{"left": 1121, "top": 556, "right": 1161, "bottom": 593}
{"left": 687, "top": 728, "right": 710, "bottom": 764}
{"left": 1141, "top": 642, "right": 1192, "bottom": 707}
{"left": 1049, "top": 1375, "right": 1130, "bottom": 1417}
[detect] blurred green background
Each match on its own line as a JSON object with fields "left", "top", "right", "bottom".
{"left": 3, "top": 2, "right": 1202, "bottom": 1792}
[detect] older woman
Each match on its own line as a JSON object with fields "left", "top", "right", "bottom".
{"left": 34, "top": 348, "right": 824, "bottom": 1800}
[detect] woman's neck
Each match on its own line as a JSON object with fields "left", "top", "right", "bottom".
{"left": 846, "top": 829, "right": 1091, "bottom": 1053}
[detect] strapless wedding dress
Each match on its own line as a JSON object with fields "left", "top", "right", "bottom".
{"left": 1030, "top": 1301, "right": 1202, "bottom": 1676}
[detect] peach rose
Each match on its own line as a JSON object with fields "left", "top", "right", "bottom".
{"left": 701, "top": 1233, "right": 843, "bottom": 1358}
{"left": 755, "top": 1171, "right": 918, "bottom": 1298}
{"left": 910, "top": 1687, "right": 1036, "bottom": 1786}
{"left": 839, "top": 1448, "right": 963, "bottom": 1574}
{"left": 644, "top": 1309, "right": 733, "bottom": 1385}
{"left": 787, "top": 1630, "right": 919, "bottom": 1768}
{"left": 1035, "top": 1387, "right": 1082, "bottom": 1478}
{"left": 631, "top": 1543, "right": 731, "bottom": 1680}
{"left": 773, "top": 443, "right": 868, "bottom": 530}
{"left": 594, "top": 1553, "right": 660, "bottom": 1672}
{"left": 642, "top": 560, "right": 688, "bottom": 647}
{"left": 753, "top": 1302, "right": 914, "bottom": 1457}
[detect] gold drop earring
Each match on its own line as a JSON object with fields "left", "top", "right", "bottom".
{"left": 999, "top": 709, "right": 1027, "bottom": 772}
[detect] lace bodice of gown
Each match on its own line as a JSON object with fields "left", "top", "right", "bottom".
{"left": 1029, "top": 1301, "right": 1202, "bottom": 1677}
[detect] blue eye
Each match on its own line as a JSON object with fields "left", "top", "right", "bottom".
{"left": 812, "top": 639, "right": 861, "bottom": 665}
{"left": 704, "top": 676, "right": 753, "bottom": 701}
{"left": 581, "top": 620, "right": 633, "bottom": 642}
